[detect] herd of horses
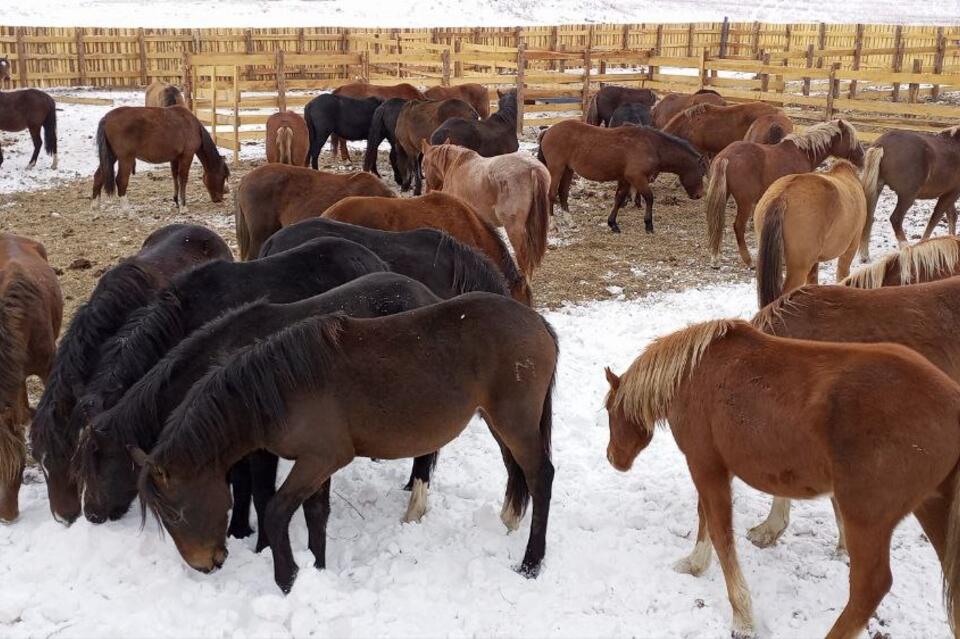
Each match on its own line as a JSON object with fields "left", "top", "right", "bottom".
{"left": 6, "top": 67, "right": 960, "bottom": 637}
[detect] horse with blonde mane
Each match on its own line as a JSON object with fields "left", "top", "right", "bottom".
{"left": 705, "top": 119, "right": 864, "bottom": 267}
{"left": 604, "top": 318, "right": 960, "bottom": 638}
{"left": 420, "top": 142, "right": 550, "bottom": 278}
{"left": 144, "top": 81, "right": 185, "bottom": 108}
{"left": 755, "top": 159, "right": 867, "bottom": 307}
{"left": 661, "top": 101, "right": 781, "bottom": 155}
{"left": 843, "top": 235, "right": 960, "bottom": 289}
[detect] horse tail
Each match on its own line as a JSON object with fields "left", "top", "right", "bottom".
{"left": 704, "top": 157, "right": 729, "bottom": 266}
{"left": 585, "top": 94, "right": 600, "bottom": 125}
{"left": 943, "top": 467, "right": 960, "bottom": 633}
{"left": 535, "top": 128, "right": 548, "bottom": 165}
{"left": 364, "top": 106, "right": 386, "bottom": 174}
{"left": 42, "top": 100, "right": 58, "bottom": 156}
{"left": 765, "top": 122, "right": 786, "bottom": 144}
{"left": 234, "top": 188, "right": 252, "bottom": 261}
{"left": 519, "top": 169, "right": 550, "bottom": 276}
{"left": 276, "top": 126, "right": 294, "bottom": 165}
{"left": 756, "top": 197, "right": 787, "bottom": 308}
{"left": 97, "top": 117, "right": 116, "bottom": 195}
{"left": 305, "top": 109, "right": 320, "bottom": 169}
{"left": 0, "top": 283, "right": 28, "bottom": 488}
{"left": 860, "top": 146, "right": 884, "bottom": 260}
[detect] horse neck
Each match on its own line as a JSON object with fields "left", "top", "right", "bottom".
{"left": 194, "top": 133, "right": 220, "bottom": 172}
{"left": 493, "top": 101, "right": 518, "bottom": 126}
{"left": 656, "top": 137, "right": 698, "bottom": 172}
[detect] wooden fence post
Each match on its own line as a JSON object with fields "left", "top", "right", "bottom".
{"left": 181, "top": 52, "right": 192, "bottom": 109}
{"left": 516, "top": 43, "right": 526, "bottom": 136}
{"left": 932, "top": 28, "right": 946, "bottom": 99}
{"left": 340, "top": 28, "right": 350, "bottom": 82}
{"left": 76, "top": 28, "right": 88, "bottom": 86}
{"left": 441, "top": 48, "right": 450, "bottom": 86}
{"left": 908, "top": 59, "right": 922, "bottom": 103}
{"left": 760, "top": 52, "right": 770, "bottom": 93}
{"left": 802, "top": 44, "right": 814, "bottom": 96}
{"left": 892, "top": 25, "right": 904, "bottom": 101}
{"left": 581, "top": 47, "right": 593, "bottom": 122}
{"left": 244, "top": 29, "right": 254, "bottom": 81}
{"left": 211, "top": 65, "right": 219, "bottom": 145}
{"left": 686, "top": 23, "right": 695, "bottom": 58}
{"left": 751, "top": 21, "right": 761, "bottom": 59}
{"left": 718, "top": 17, "right": 730, "bottom": 59}
{"left": 361, "top": 49, "right": 370, "bottom": 81}
{"left": 137, "top": 28, "right": 147, "bottom": 86}
{"left": 232, "top": 65, "right": 240, "bottom": 166}
{"left": 848, "top": 24, "right": 864, "bottom": 99}
{"left": 649, "top": 24, "right": 662, "bottom": 82}
{"left": 621, "top": 23, "right": 630, "bottom": 51}
{"left": 816, "top": 23, "right": 826, "bottom": 69}
{"left": 549, "top": 26, "right": 559, "bottom": 71}
{"left": 697, "top": 47, "right": 708, "bottom": 89}
{"left": 453, "top": 38, "right": 462, "bottom": 78}
{"left": 15, "top": 27, "right": 28, "bottom": 88}
{"left": 275, "top": 49, "right": 287, "bottom": 112}
{"left": 824, "top": 63, "right": 839, "bottom": 120}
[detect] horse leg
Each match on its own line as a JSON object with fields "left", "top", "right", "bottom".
{"left": 733, "top": 199, "right": 755, "bottom": 268}
{"left": 950, "top": 205, "right": 959, "bottom": 237}
{"left": 339, "top": 137, "right": 351, "bottom": 163}
{"left": 503, "top": 216, "right": 533, "bottom": 278}
{"left": 402, "top": 453, "right": 437, "bottom": 524}
{"left": 806, "top": 263, "right": 819, "bottom": 286}
{"left": 545, "top": 163, "right": 566, "bottom": 210}
{"left": 673, "top": 497, "right": 714, "bottom": 577}
{"left": 250, "top": 449, "right": 279, "bottom": 552}
{"left": 836, "top": 240, "right": 859, "bottom": 283}
{"left": 302, "top": 480, "right": 332, "bottom": 569}
{"left": 177, "top": 155, "right": 192, "bottom": 213}
{"left": 824, "top": 521, "right": 894, "bottom": 639}
{"left": 746, "top": 497, "right": 791, "bottom": 548}
{"left": 913, "top": 489, "right": 952, "bottom": 563}
{"left": 831, "top": 497, "right": 847, "bottom": 554}
{"left": 413, "top": 153, "right": 424, "bottom": 196}
{"left": 607, "top": 181, "right": 632, "bottom": 233}
{"left": 26, "top": 125, "right": 42, "bottom": 169}
{"left": 889, "top": 192, "right": 917, "bottom": 247}
{"left": 924, "top": 192, "right": 960, "bottom": 240}
{"left": 329, "top": 134, "right": 340, "bottom": 160}
{"left": 558, "top": 168, "right": 575, "bottom": 214}
{"left": 633, "top": 179, "right": 655, "bottom": 234}
{"left": 91, "top": 167, "right": 104, "bottom": 209}
{"left": 227, "top": 458, "right": 254, "bottom": 539}
{"left": 169, "top": 159, "right": 181, "bottom": 208}
{"left": 115, "top": 158, "right": 135, "bottom": 210}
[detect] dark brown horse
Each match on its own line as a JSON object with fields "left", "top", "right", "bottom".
{"left": 662, "top": 102, "right": 781, "bottom": 155}
{"left": 843, "top": 236, "right": 960, "bottom": 289}
{"left": 705, "top": 119, "right": 864, "bottom": 267}
{"left": 429, "top": 90, "right": 518, "bottom": 157}
{"left": 585, "top": 85, "right": 657, "bottom": 127}
{"left": 537, "top": 120, "right": 708, "bottom": 233}
{"left": 91, "top": 106, "right": 230, "bottom": 211}
{"left": 331, "top": 81, "right": 427, "bottom": 161}
{"left": 650, "top": 89, "right": 725, "bottom": 129}
{"left": 0, "top": 88, "right": 57, "bottom": 170}
{"left": 425, "top": 83, "right": 491, "bottom": 118}
{"left": 0, "top": 233, "right": 62, "bottom": 522}
{"left": 604, "top": 319, "right": 960, "bottom": 638}
{"left": 395, "top": 98, "right": 479, "bottom": 194}
{"left": 233, "top": 163, "right": 396, "bottom": 260}
{"left": 861, "top": 126, "right": 960, "bottom": 246}
{"left": 137, "top": 293, "right": 558, "bottom": 593}
{"left": 0, "top": 58, "right": 10, "bottom": 84}
{"left": 322, "top": 191, "right": 532, "bottom": 304}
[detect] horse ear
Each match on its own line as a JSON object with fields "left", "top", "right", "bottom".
{"left": 497, "top": 88, "right": 503, "bottom": 98}
{"left": 604, "top": 366, "right": 621, "bottom": 390}
{"left": 128, "top": 446, "right": 151, "bottom": 468}
{"left": 420, "top": 139, "right": 431, "bottom": 154}
{"left": 443, "top": 137, "right": 452, "bottom": 145}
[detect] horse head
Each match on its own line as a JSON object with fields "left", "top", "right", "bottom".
{"left": 833, "top": 119, "right": 864, "bottom": 168}
{"left": 603, "top": 367, "right": 654, "bottom": 472}
{"left": 75, "top": 424, "right": 140, "bottom": 524}
{"left": 202, "top": 155, "right": 230, "bottom": 203}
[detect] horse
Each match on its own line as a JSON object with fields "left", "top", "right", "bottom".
{"left": 0, "top": 57, "right": 10, "bottom": 84}
{"left": 91, "top": 106, "right": 230, "bottom": 211}
{"left": 363, "top": 97, "right": 409, "bottom": 187}
{"left": 742, "top": 111, "right": 793, "bottom": 144}
{"left": 755, "top": 160, "right": 867, "bottom": 307}
{"left": 321, "top": 191, "right": 532, "bottom": 305}
{"left": 608, "top": 103, "right": 652, "bottom": 128}
{"left": 0, "top": 88, "right": 57, "bottom": 170}
{"left": 537, "top": 120, "right": 708, "bottom": 233}
{"left": 585, "top": 85, "right": 657, "bottom": 127}
{"left": 0, "top": 234, "right": 62, "bottom": 522}
{"left": 604, "top": 318, "right": 960, "bottom": 638}
{"left": 266, "top": 111, "right": 309, "bottom": 166}
{"left": 395, "top": 98, "right": 479, "bottom": 194}
{"left": 662, "top": 102, "right": 781, "bottom": 155}
{"left": 429, "top": 90, "right": 519, "bottom": 157}
{"left": 705, "top": 119, "right": 864, "bottom": 267}
{"left": 137, "top": 292, "right": 558, "bottom": 593}
{"left": 304, "top": 94, "right": 382, "bottom": 168}
{"left": 861, "top": 126, "right": 960, "bottom": 247}
{"left": 233, "top": 163, "right": 396, "bottom": 260}
{"left": 30, "top": 224, "right": 230, "bottom": 524}
{"left": 424, "top": 83, "right": 491, "bottom": 118}
{"left": 76, "top": 273, "right": 440, "bottom": 536}
{"left": 331, "top": 81, "right": 426, "bottom": 161}
{"left": 843, "top": 236, "right": 960, "bottom": 289}
{"left": 144, "top": 81, "right": 185, "bottom": 108}
{"left": 420, "top": 143, "right": 550, "bottom": 277}
{"left": 650, "top": 89, "right": 725, "bottom": 129}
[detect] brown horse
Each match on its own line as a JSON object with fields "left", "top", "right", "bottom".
{"left": 234, "top": 163, "right": 395, "bottom": 260}
{"left": 144, "top": 81, "right": 185, "bottom": 108}
{"left": 425, "top": 83, "right": 491, "bottom": 118}
{"left": 662, "top": 102, "right": 781, "bottom": 155}
{"left": 755, "top": 160, "right": 867, "bottom": 307}
{"left": 330, "top": 81, "right": 427, "bottom": 161}
{"left": 420, "top": 143, "right": 550, "bottom": 277}
{"left": 649, "top": 89, "right": 725, "bottom": 129}
{"left": 585, "top": 85, "right": 658, "bottom": 127}
{"left": 137, "top": 293, "right": 557, "bottom": 593}
{"left": 322, "top": 191, "right": 533, "bottom": 305}
{"left": 604, "top": 319, "right": 960, "bottom": 638}
{"left": 705, "top": 119, "right": 864, "bottom": 267}
{"left": 0, "top": 233, "right": 63, "bottom": 522}
{"left": 396, "top": 98, "right": 479, "bottom": 194}
{"left": 0, "top": 88, "right": 57, "bottom": 170}
{"left": 742, "top": 112, "right": 793, "bottom": 144}
{"left": 843, "top": 236, "right": 960, "bottom": 289}
{"left": 537, "top": 119, "right": 708, "bottom": 233}
{"left": 861, "top": 126, "right": 960, "bottom": 246}
{"left": 91, "top": 106, "right": 230, "bottom": 211}
{"left": 265, "top": 111, "right": 309, "bottom": 166}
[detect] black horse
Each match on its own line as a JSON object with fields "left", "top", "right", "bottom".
{"left": 363, "top": 97, "right": 409, "bottom": 186}
{"left": 305, "top": 94, "right": 383, "bottom": 169}
{"left": 0, "top": 88, "right": 58, "bottom": 170}
{"left": 76, "top": 273, "right": 440, "bottom": 546}
{"left": 585, "top": 85, "right": 658, "bottom": 127}
{"left": 609, "top": 103, "right": 653, "bottom": 128}
{"left": 30, "top": 224, "right": 231, "bottom": 525}
{"left": 429, "top": 90, "right": 520, "bottom": 157}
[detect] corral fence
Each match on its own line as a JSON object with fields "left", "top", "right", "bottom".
{"left": 3, "top": 21, "right": 960, "bottom": 163}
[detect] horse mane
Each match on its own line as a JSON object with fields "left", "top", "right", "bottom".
{"left": 940, "top": 125, "right": 960, "bottom": 141}
{"left": 694, "top": 88, "right": 721, "bottom": 97}
{"left": 842, "top": 237, "right": 960, "bottom": 289}
{"left": 751, "top": 287, "right": 815, "bottom": 334}
{"left": 440, "top": 231, "right": 510, "bottom": 297}
{"left": 682, "top": 102, "right": 718, "bottom": 119}
{"left": 425, "top": 143, "right": 476, "bottom": 176}
{"left": 783, "top": 120, "right": 855, "bottom": 156}
{"left": 644, "top": 127, "right": 703, "bottom": 160}
{"left": 609, "top": 319, "right": 738, "bottom": 433}
{"left": 195, "top": 122, "right": 225, "bottom": 173}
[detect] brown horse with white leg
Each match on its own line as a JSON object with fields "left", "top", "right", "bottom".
{"left": 265, "top": 111, "right": 309, "bottom": 166}
{"left": 650, "top": 89, "right": 725, "bottom": 129}
{"left": 425, "top": 83, "right": 491, "bottom": 118}
{"left": 662, "top": 102, "right": 781, "bottom": 155}
{"left": 0, "top": 233, "right": 63, "bottom": 522}
{"left": 537, "top": 119, "right": 708, "bottom": 233}
{"left": 755, "top": 160, "right": 867, "bottom": 307}
{"left": 0, "top": 87, "right": 57, "bottom": 171}
{"left": 705, "top": 119, "right": 864, "bottom": 267}
{"left": 843, "top": 236, "right": 960, "bottom": 289}
{"left": 604, "top": 319, "right": 960, "bottom": 638}
{"left": 420, "top": 143, "right": 550, "bottom": 277}
{"left": 861, "top": 126, "right": 960, "bottom": 247}
{"left": 322, "top": 191, "right": 533, "bottom": 305}
{"left": 144, "top": 81, "right": 185, "bottom": 108}
{"left": 91, "top": 106, "right": 230, "bottom": 211}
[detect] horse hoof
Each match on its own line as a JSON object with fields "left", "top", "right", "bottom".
{"left": 746, "top": 523, "right": 782, "bottom": 548}
{"left": 608, "top": 223, "right": 621, "bottom": 234}
{"left": 645, "top": 225, "right": 654, "bottom": 234}
{"left": 517, "top": 562, "right": 541, "bottom": 579}
{"left": 228, "top": 523, "right": 254, "bottom": 539}
{"left": 255, "top": 535, "right": 270, "bottom": 553}
{"left": 276, "top": 568, "right": 299, "bottom": 595}
{"left": 672, "top": 555, "right": 709, "bottom": 577}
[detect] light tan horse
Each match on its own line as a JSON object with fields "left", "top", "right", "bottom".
{"left": 604, "top": 318, "right": 960, "bottom": 639}
{"left": 144, "top": 81, "right": 185, "bottom": 108}
{"left": 420, "top": 142, "right": 550, "bottom": 278}
{"left": 755, "top": 160, "right": 867, "bottom": 307}
{"left": 265, "top": 111, "right": 309, "bottom": 166}
{"left": 843, "top": 235, "right": 960, "bottom": 289}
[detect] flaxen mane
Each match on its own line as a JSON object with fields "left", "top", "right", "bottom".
{"left": 750, "top": 287, "right": 818, "bottom": 334}
{"left": 842, "top": 237, "right": 960, "bottom": 289}
{"left": 609, "top": 319, "right": 737, "bottom": 432}
{"left": 940, "top": 125, "right": 960, "bottom": 141}
{"left": 783, "top": 120, "right": 855, "bottom": 157}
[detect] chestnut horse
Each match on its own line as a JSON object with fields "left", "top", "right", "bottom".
{"left": 705, "top": 119, "right": 864, "bottom": 267}
{"left": 233, "top": 163, "right": 395, "bottom": 260}
{"left": 322, "top": 191, "right": 533, "bottom": 304}
{"left": 425, "top": 83, "right": 491, "bottom": 118}
{"left": 331, "top": 81, "right": 426, "bottom": 161}
{"left": 144, "top": 81, "right": 185, "bottom": 108}
{"left": 585, "top": 85, "right": 657, "bottom": 127}
{"left": 662, "top": 102, "right": 781, "bottom": 155}
{"left": 91, "top": 106, "right": 230, "bottom": 211}
{"left": 420, "top": 143, "right": 550, "bottom": 277}
{"left": 0, "top": 88, "right": 57, "bottom": 170}
{"left": 755, "top": 160, "right": 867, "bottom": 307}
{"left": 650, "top": 89, "right": 725, "bottom": 129}
{"left": 0, "top": 233, "right": 62, "bottom": 522}
{"left": 604, "top": 318, "right": 960, "bottom": 638}
{"left": 266, "top": 111, "right": 309, "bottom": 166}
{"left": 396, "top": 98, "right": 479, "bottom": 194}
{"left": 843, "top": 236, "right": 960, "bottom": 289}
{"left": 861, "top": 126, "right": 960, "bottom": 246}
{"left": 137, "top": 293, "right": 558, "bottom": 593}
{"left": 742, "top": 111, "right": 793, "bottom": 144}
{"left": 537, "top": 120, "right": 708, "bottom": 233}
